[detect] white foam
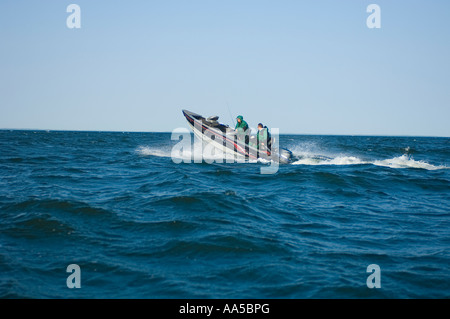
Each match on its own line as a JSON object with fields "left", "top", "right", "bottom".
{"left": 373, "top": 155, "right": 447, "bottom": 170}
{"left": 292, "top": 156, "right": 368, "bottom": 166}
{"left": 136, "top": 144, "right": 245, "bottom": 163}
{"left": 289, "top": 142, "right": 323, "bottom": 158}
{"left": 137, "top": 144, "right": 447, "bottom": 171}
{"left": 136, "top": 146, "right": 171, "bottom": 158}
{"left": 291, "top": 153, "right": 447, "bottom": 170}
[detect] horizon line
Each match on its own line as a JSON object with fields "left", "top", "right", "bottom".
{"left": 0, "top": 128, "right": 449, "bottom": 138}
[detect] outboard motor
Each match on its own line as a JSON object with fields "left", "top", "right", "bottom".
{"left": 279, "top": 148, "right": 293, "bottom": 164}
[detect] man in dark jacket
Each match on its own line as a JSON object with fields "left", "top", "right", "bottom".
{"left": 256, "top": 123, "right": 271, "bottom": 155}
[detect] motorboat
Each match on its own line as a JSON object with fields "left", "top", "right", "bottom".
{"left": 182, "top": 109, "right": 292, "bottom": 164}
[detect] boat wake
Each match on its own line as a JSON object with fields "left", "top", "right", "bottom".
{"left": 136, "top": 145, "right": 261, "bottom": 163}
{"left": 292, "top": 155, "right": 367, "bottom": 166}
{"left": 373, "top": 155, "right": 447, "bottom": 170}
{"left": 136, "top": 143, "right": 448, "bottom": 171}
{"left": 291, "top": 154, "right": 447, "bottom": 170}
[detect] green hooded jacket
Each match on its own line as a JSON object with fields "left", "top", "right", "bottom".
{"left": 235, "top": 115, "right": 249, "bottom": 132}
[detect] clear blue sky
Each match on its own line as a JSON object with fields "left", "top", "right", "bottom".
{"left": 1, "top": 0, "right": 449, "bottom": 136}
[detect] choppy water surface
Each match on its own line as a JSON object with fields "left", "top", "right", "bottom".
{"left": 0, "top": 130, "right": 449, "bottom": 298}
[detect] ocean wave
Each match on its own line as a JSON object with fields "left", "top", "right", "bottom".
{"left": 3, "top": 198, "right": 115, "bottom": 220}
{"left": 3, "top": 213, "right": 75, "bottom": 239}
{"left": 2, "top": 131, "right": 449, "bottom": 298}
{"left": 373, "top": 155, "right": 448, "bottom": 170}
{"left": 291, "top": 154, "right": 447, "bottom": 170}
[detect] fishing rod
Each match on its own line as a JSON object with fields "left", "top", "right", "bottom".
{"left": 226, "top": 100, "right": 236, "bottom": 127}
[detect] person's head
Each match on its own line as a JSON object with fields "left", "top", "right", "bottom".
{"left": 258, "top": 123, "right": 263, "bottom": 130}
{"left": 236, "top": 115, "right": 243, "bottom": 123}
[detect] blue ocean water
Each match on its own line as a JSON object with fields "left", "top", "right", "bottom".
{"left": 0, "top": 130, "right": 449, "bottom": 298}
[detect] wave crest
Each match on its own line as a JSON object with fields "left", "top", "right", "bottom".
{"left": 292, "top": 156, "right": 367, "bottom": 166}
{"left": 373, "top": 155, "right": 447, "bottom": 170}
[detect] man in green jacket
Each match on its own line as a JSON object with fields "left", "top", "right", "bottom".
{"left": 235, "top": 115, "right": 249, "bottom": 144}
{"left": 235, "top": 115, "right": 249, "bottom": 133}
{"left": 256, "top": 123, "right": 272, "bottom": 154}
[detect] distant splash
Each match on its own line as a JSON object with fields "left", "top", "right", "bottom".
{"left": 136, "top": 143, "right": 448, "bottom": 171}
